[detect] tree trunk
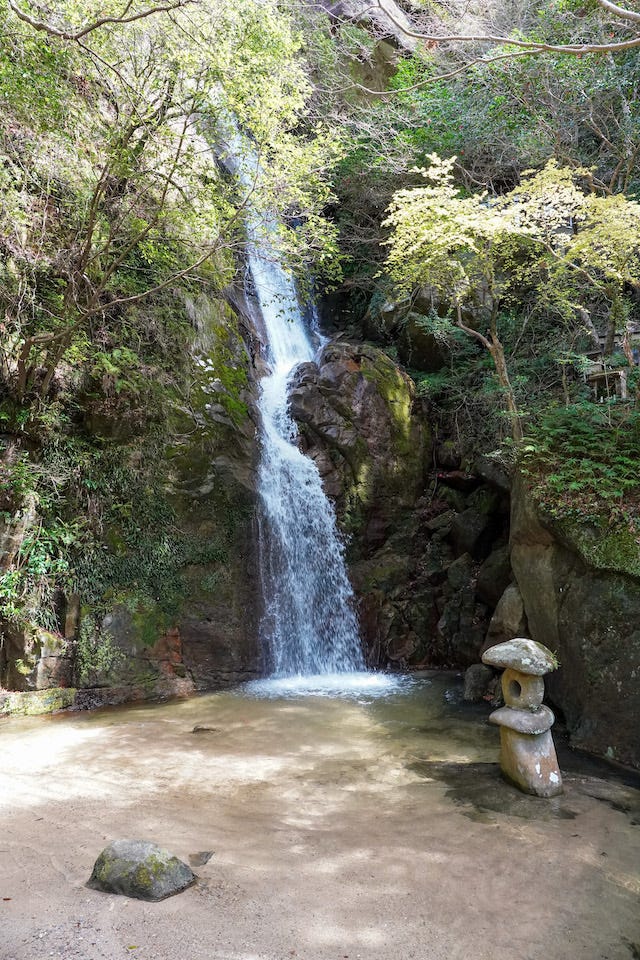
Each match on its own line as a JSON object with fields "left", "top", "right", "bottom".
{"left": 489, "top": 334, "right": 523, "bottom": 442}
{"left": 455, "top": 302, "right": 523, "bottom": 442}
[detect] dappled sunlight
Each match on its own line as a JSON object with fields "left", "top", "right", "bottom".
{"left": 1, "top": 676, "right": 639, "bottom": 960}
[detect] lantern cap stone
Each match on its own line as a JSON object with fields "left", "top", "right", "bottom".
{"left": 482, "top": 638, "right": 558, "bottom": 676}
{"left": 489, "top": 704, "right": 555, "bottom": 735}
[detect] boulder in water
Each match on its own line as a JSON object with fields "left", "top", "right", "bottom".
{"left": 87, "top": 839, "right": 196, "bottom": 901}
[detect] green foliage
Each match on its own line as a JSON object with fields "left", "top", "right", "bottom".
{"left": 381, "top": 0, "right": 640, "bottom": 193}
{"left": 0, "top": 7, "right": 77, "bottom": 128}
{"left": 0, "top": 443, "right": 81, "bottom": 631}
{"left": 521, "top": 404, "right": 640, "bottom": 523}
{"left": 384, "top": 156, "right": 640, "bottom": 310}
{"left": 75, "top": 616, "right": 125, "bottom": 687}
{"left": 1, "top": 0, "right": 343, "bottom": 409}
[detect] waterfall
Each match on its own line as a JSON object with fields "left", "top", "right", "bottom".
{"left": 220, "top": 127, "right": 365, "bottom": 677}
{"left": 250, "top": 235, "right": 365, "bottom": 677}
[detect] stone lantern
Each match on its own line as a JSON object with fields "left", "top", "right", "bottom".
{"left": 482, "top": 638, "right": 562, "bottom": 798}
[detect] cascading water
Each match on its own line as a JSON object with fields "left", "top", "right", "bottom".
{"left": 249, "top": 244, "right": 364, "bottom": 676}
{"left": 249, "top": 233, "right": 365, "bottom": 677}
{"left": 214, "top": 116, "right": 407, "bottom": 698}
{"left": 217, "top": 122, "right": 365, "bottom": 678}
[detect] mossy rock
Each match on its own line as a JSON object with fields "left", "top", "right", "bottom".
{"left": 554, "top": 516, "right": 640, "bottom": 580}
{"left": 0, "top": 687, "right": 77, "bottom": 716}
{"left": 87, "top": 839, "right": 196, "bottom": 901}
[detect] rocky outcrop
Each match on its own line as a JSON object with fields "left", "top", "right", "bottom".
{"left": 289, "top": 341, "right": 429, "bottom": 664}
{"left": 289, "top": 341, "right": 511, "bottom": 668}
{"left": 1, "top": 294, "right": 262, "bottom": 713}
{"left": 483, "top": 582, "right": 528, "bottom": 652}
{"left": 289, "top": 341, "right": 429, "bottom": 533}
{"left": 318, "top": 0, "right": 420, "bottom": 53}
{"left": 0, "top": 624, "right": 73, "bottom": 691}
{"left": 510, "top": 474, "right": 640, "bottom": 769}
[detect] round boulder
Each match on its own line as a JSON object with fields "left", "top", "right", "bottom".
{"left": 87, "top": 839, "right": 196, "bottom": 901}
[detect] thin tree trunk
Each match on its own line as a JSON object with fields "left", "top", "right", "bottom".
{"left": 456, "top": 303, "right": 523, "bottom": 442}
{"left": 489, "top": 336, "right": 523, "bottom": 441}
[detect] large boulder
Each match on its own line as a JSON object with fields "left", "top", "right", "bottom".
{"left": 397, "top": 313, "right": 447, "bottom": 373}
{"left": 476, "top": 544, "right": 512, "bottom": 606}
{"left": 88, "top": 840, "right": 195, "bottom": 901}
{"left": 288, "top": 342, "right": 431, "bottom": 666}
{"left": 510, "top": 474, "right": 640, "bottom": 768}
{"left": 289, "top": 341, "right": 430, "bottom": 536}
{"left": 0, "top": 624, "right": 73, "bottom": 691}
{"left": 483, "top": 582, "right": 529, "bottom": 652}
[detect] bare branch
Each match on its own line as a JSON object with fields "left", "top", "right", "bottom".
{"left": 351, "top": 49, "right": 535, "bottom": 96}
{"left": 320, "top": 0, "right": 640, "bottom": 96}
{"left": 361, "top": 0, "right": 640, "bottom": 58}
{"left": 82, "top": 245, "right": 218, "bottom": 317}
{"left": 6, "top": 0, "right": 195, "bottom": 41}
{"left": 597, "top": 0, "right": 640, "bottom": 25}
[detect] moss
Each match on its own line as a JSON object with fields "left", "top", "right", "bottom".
{"left": 134, "top": 864, "right": 153, "bottom": 892}
{"left": 557, "top": 516, "right": 640, "bottom": 579}
{"left": 0, "top": 687, "right": 77, "bottom": 715}
{"left": 360, "top": 353, "right": 415, "bottom": 457}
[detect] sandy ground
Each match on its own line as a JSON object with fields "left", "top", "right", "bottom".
{"left": 1, "top": 676, "right": 639, "bottom": 960}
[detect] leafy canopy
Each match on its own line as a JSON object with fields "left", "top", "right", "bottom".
{"left": 383, "top": 155, "right": 640, "bottom": 319}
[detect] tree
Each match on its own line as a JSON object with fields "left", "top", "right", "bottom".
{"left": 0, "top": 0, "right": 343, "bottom": 403}
{"left": 383, "top": 156, "right": 640, "bottom": 440}
{"left": 5, "top": 0, "right": 193, "bottom": 40}
{"left": 336, "top": 0, "right": 640, "bottom": 94}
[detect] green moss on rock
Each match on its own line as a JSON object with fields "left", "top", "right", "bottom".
{"left": 0, "top": 687, "right": 77, "bottom": 715}
{"left": 87, "top": 839, "right": 196, "bottom": 901}
{"left": 551, "top": 516, "right": 640, "bottom": 580}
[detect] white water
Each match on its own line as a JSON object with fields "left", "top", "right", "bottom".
{"left": 251, "top": 219, "right": 366, "bottom": 677}
{"left": 243, "top": 672, "right": 412, "bottom": 699}
{"left": 224, "top": 130, "right": 367, "bottom": 678}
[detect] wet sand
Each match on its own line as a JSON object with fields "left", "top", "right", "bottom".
{"left": 1, "top": 675, "right": 639, "bottom": 960}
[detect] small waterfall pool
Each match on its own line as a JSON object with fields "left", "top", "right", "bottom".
{"left": 1, "top": 674, "right": 639, "bottom": 960}
{"left": 242, "top": 671, "right": 411, "bottom": 698}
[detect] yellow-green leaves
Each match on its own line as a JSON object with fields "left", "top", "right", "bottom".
{"left": 384, "top": 154, "right": 640, "bottom": 315}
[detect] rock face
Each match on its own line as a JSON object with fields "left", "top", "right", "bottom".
{"left": 510, "top": 474, "right": 640, "bottom": 768}
{"left": 1, "top": 294, "right": 262, "bottom": 713}
{"left": 289, "top": 341, "right": 511, "bottom": 668}
{"left": 88, "top": 840, "right": 195, "bottom": 901}
{"left": 0, "top": 624, "right": 73, "bottom": 692}
{"left": 483, "top": 582, "right": 528, "bottom": 652}
{"left": 289, "top": 341, "right": 428, "bottom": 525}
{"left": 289, "top": 341, "right": 431, "bottom": 665}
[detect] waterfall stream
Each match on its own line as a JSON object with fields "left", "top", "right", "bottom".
{"left": 247, "top": 198, "right": 366, "bottom": 678}
{"left": 215, "top": 119, "right": 394, "bottom": 690}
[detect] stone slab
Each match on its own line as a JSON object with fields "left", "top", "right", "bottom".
{"left": 489, "top": 704, "right": 555, "bottom": 735}
{"left": 482, "top": 638, "right": 558, "bottom": 676}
